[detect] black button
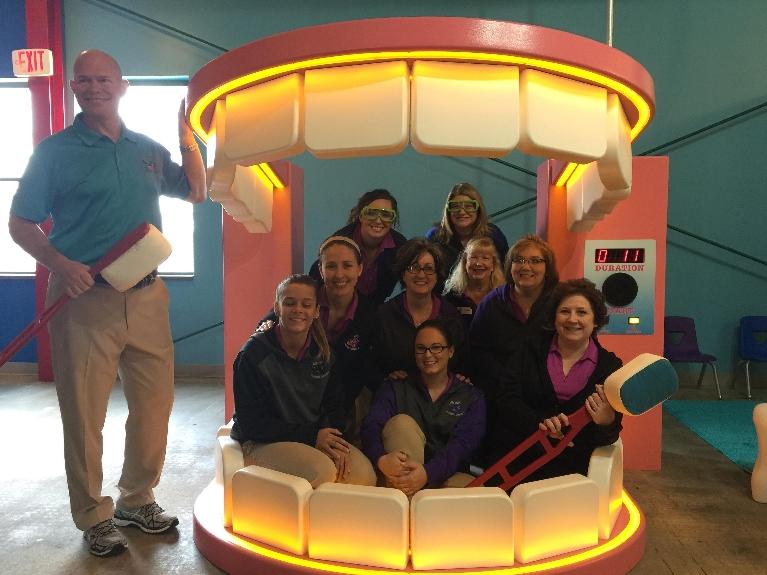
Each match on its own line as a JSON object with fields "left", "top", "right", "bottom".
{"left": 601, "top": 273, "right": 638, "bottom": 307}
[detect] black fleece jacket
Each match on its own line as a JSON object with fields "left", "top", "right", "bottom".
{"left": 488, "top": 331, "right": 623, "bottom": 478}
{"left": 374, "top": 292, "right": 468, "bottom": 377}
{"left": 231, "top": 329, "right": 345, "bottom": 446}
{"left": 469, "top": 284, "right": 552, "bottom": 402}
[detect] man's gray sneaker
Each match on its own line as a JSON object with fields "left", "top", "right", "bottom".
{"left": 83, "top": 518, "right": 128, "bottom": 557}
{"left": 114, "top": 502, "right": 179, "bottom": 534}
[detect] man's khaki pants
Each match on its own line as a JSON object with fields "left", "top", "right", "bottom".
{"left": 47, "top": 275, "right": 174, "bottom": 530}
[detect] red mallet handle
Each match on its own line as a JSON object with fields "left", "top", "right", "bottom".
{"left": 0, "top": 223, "right": 151, "bottom": 368}
{"left": 468, "top": 406, "right": 591, "bottom": 491}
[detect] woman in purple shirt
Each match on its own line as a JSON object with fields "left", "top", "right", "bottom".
{"left": 489, "top": 278, "right": 622, "bottom": 480}
{"left": 362, "top": 318, "right": 485, "bottom": 496}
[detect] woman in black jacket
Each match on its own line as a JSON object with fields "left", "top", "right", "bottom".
{"left": 375, "top": 238, "right": 467, "bottom": 379}
{"left": 469, "top": 234, "right": 559, "bottom": 403}
{"left": 258, "top": 237, "right": 381, "bottom": 427}
{"left": 231, "top": 274, "right": 376, "bottom": 487}
{"left": 488, "top": 278, "right": 622, "bottom": 480}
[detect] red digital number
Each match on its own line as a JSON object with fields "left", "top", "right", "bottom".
{"left": 597, "top": 249, "right": 608, "bottom": 263}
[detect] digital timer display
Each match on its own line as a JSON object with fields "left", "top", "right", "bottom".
{"left": 594, "top": 248, "right": 645, "bottom": 264}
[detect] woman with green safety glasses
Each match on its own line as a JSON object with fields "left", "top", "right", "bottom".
{"left": 425, "top": 182, "right": 509, "bottom": 287}
{"left": 309, "top": 189, "right": 407, "bottom": 305}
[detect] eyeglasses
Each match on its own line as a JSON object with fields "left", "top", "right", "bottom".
{"left": 467, "top": 253, "right": 492, "bottom": 263}
{"left": 406, "top": 263, "right": 437, "bottom": 276}
{"left": 511, "top": 256, "right": 546, "bottom": 265}
{"left": 415, "top": 343, "right": 449, "bottom": 355}
{"left": 360, "top": 206, "right": 397, "bottom": 223}
{"left": 447, "top": 200, "right": 479, "bottom": 214}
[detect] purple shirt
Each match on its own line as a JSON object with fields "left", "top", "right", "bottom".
{"left": 275, "top": 326, "right": 313, "bottom": 361}
{"left": 402, "top": 293, "right": 442, "bottom": 326}
{"left": 506, "top": 285, "right": 528, "bottom": 323}
{"left": 547, "top": 337, "right": 599, "bottom": 402}
{"left": 353, "top": 223, "right": 396, "bottom": 297}
{"left": 318, "top": 288, "right": 359, "bottom": 344}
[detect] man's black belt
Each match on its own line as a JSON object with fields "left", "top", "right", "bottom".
{"left": 94, "top": 270, "right": 158, "bottom": 290}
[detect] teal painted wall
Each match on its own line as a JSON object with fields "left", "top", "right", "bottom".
{"left": 51, "top": 0, "right": 767, "bottom": 373}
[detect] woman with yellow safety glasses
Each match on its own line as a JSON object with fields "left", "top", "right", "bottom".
{"left": 310, "top": 189, "right": 407, "bottom": 305}
{"left": 425, "top": 182, "right": 509, "bottom": 286}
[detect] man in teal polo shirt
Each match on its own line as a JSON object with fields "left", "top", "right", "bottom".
{"left": 8, "top": 49, "right": 206, "bottom": 557}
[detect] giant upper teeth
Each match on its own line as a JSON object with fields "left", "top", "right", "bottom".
{"left": 208, "top": 60, "right": 635, "bottom": 235}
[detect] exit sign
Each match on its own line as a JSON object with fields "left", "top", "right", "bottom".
{"left": 12, "top": 49, "right": 54, "bottom": 77}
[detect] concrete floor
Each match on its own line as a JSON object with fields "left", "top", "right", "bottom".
{"left": 0, "top": 369, "right": 764, "bottom": 575}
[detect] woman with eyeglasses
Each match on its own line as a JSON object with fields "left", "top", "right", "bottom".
{"left": 425, "top": 183, "right": 509, "bottom": 283}
{"left": 469, "top": 234, "right": 559, "bottom": 463}
{"left": 489, "top": 279, "right": 622, "bottom": 479}
{"left": 362, "top": 318, "right": 486, "bottom": 496}
{"left": 310, "top": 189, "right": 407, "bottom": 305}
{"left": 443, "top": 236, "right": 505, "bottom": 331}
{"left": 231, "top": 274, "right": 376, "bottom": 487}
{"left": 375, "top": 238, "right": 467, "bottom": 380}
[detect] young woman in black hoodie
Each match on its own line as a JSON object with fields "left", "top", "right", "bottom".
{"left": 231, "top": 274, "right": 376, "bottom": 487}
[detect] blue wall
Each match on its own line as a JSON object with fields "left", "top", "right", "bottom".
{"left": 3, "top": 0, "right": 765, "bottom": 373}
{"left": 0, "top": 277, "right": 36, "bottom": 362}
{"left": 0, "top": 0, "right": 26, "bottom": 77}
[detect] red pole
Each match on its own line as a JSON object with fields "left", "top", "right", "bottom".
{"left": 25, "top": 0, "right": 64, "bottom": 381}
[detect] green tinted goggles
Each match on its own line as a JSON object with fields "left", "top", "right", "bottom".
{"left": 361, "top": 206, "right": 397, "bottom": 223}
{"left": 447, "top": 200, "right": 479, "bottom": 213}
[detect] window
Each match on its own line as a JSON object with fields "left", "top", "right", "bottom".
{"left": 0, "top": 79, "right": 36, "bottom": 274}
{"left": 1, "top": 78, "right": 195, "bottom": 276}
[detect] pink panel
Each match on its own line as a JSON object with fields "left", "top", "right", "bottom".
{"left": 540, "top": 157, "right": 669, "bottom": 470}
{"left": 222, "top": 161, "right": 304, "bottom": 421}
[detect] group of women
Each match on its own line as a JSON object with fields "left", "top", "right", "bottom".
{"left": 230, "top": 183, "right": 623, "bottom": 495}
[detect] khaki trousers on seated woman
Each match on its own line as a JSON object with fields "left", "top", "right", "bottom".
{"left": 242, "top": 441, "right": 377, "bottom": 488}
{"left": 382, "top": 414, "right": 474, "bottom": 487}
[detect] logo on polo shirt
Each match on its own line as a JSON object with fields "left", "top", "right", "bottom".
{"left": 143, "top": 159, "right": 157, "bottom": 173}
{"left": 445, "top": 399, "right": 465, "bottom": 417}
{"left": 344, "top": 334, "right": 360, "bottom": 351}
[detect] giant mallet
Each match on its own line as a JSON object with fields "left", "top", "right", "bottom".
{"left": 469, "top": 353, "right": 678, "bottom": 490}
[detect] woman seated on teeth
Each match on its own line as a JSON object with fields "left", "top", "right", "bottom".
{"left": 489, "top": 278, "right": 623, "bottom": 480}
{"left": 257, "top": 236, "right": 381, "bottom": 435}
{"left": 362, "top": 318, "right": 486, "bottom": 496}
{"left": 231, "top": 274, "right": 376, "bottom": 487}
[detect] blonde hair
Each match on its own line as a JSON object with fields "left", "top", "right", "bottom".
{"left": 275, "top": 274, "right": 331, "bottom": 363}
{"left": 443, "top": 236, "right": 504, "bottom": 295}
{"left": 433, "top": 182, "right": 491, "bottom": 245}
